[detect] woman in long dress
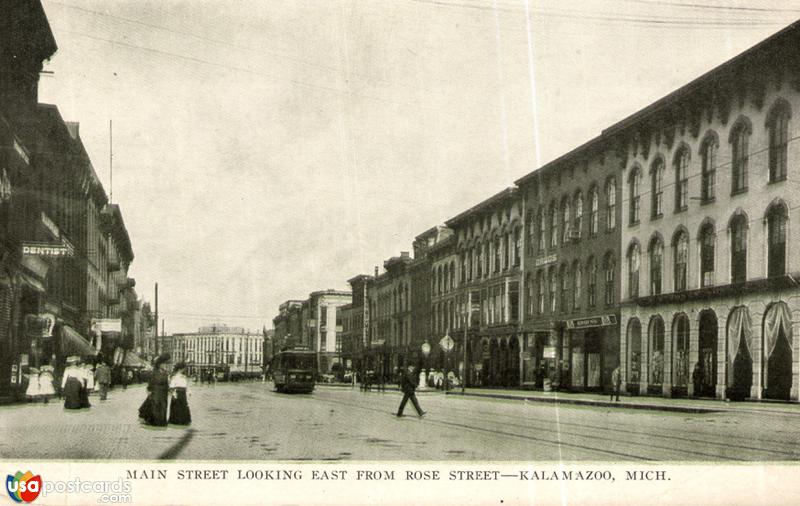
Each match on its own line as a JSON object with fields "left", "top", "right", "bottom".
{"left": 62, "top": 357, "right": 85, "bottom": 409}
{"left": 25, "top": 368, "right": 40, "bottom": 401}
{"left": 38, "top": 365, "right": 56, "bottom": 404}
{"left": 140, "top": 353, "right": 170, "bottom": 426}
{"left": 168, "top": 362, "right": 191, "bottom": 425}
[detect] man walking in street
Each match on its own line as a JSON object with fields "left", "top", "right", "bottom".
{"left": 610, "top": 365, "right": 621, "bottom": 402}
{"left": 396, "top": 364, "right": 425, "bottom": 418}
{"left": 95, "top": 361, "right": 112, "bottom": 401}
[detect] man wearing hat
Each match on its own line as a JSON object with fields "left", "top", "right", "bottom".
{"left": 95, "top": 358, "right": 112, "bottom": 401}
{"left": 139, "top": 353, "right": 171, "bottom": 426}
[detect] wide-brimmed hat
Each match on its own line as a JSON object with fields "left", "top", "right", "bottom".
{"left": 153, "top": 352, "right": 172, "bottom": 367}
{"left": 28, "top": 367, "right": 39, "bottom": 374}
{"left": 40, "top": 365, "right": 54, "bottom": 372}
{"left": 66, "top": 356, "right": 81, "bottom": 365}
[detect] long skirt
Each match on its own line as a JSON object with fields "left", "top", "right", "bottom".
{"left": 168, "top": 389, "right": 191, "bottom": 425}
{"left": 79, "top": 385, "right": 91, "bottom": 408}
{"left": 63, "top": 377, "right": 83, "bottom": 409}
{"left": 141, "top": 388, "right": 168, "bottom": 426}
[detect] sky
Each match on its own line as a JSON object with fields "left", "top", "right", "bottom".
{"left": 36, "top": 0, "right": 800, "bottom": 333}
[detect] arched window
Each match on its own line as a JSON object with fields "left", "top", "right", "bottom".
{"left": 673, "top": 230, "right": 689, "bottom": 292}
{"left": 606, "top": 178, "right": 617, "bottom": 230}
{"left": 573, "top": 192, "right": 583, "bottom": 240}
{"left": 587, "top": 257, "right": 597, "bottom": 307}
{"left": 767, "top": 203, "right": 788, "bottom": 277}
{"left": 604, "top": 253, "right": 615, "bottom": 306}
{"left": 460, "top": 252, "right": 466, "bottom": 283}
{"left": 629, "top": 168, "right": 640, "bottom": 225}
{"left": 560, "top": 264, "right": 570, "bottom": 312}
{"left": 649, "top": 316, "right": 665, "bottom": 387}
{"left": 537, "top": 206, "right": 546, "bottom": 251}
{"left": 731, "top": 119, "right": 750, "bottom": 194}
{"left": 701, "top": 134, "right": 717, "bottom": 203}
{"left": 673, "top": 314, "right": 690, "bottom": 389}
{"left": 443, "top": 265, "right": 449, "bottom": 293}
{"left": 450, "top": 262, "right": 456, "bottom": 290}
{"left": 650, "top": 158, "right": 664, "bottom": 219}
{"left": 502, "top": 234, "right": 510, "bottom": 271}
{"left": 548, "top": 268, "right": 557, "bottom": 313}
{"left": 513, "top": 228, "right": 521, "bottom": 267}
{"left": 699, "top": 223, "right": 715, "bottom": 287}
{"left": 674, "top": 148, "right": 689, "bottom": 212}
{"left": 549, "top": 202, "right": 559, "bottom": 248}
{"left": 573, "top": 261, "right": 582, "bottom": 310}
{"left": 562, "top": 198, "right": 571, "bottom": 244}
{"left": 589, "top": 187, "right": 599, "bottom": 236}
{"left": 526, "top": 273, "right": 534, "bottom": 316}
{"left": 767, "top": 102, "right": 790, "bottom": 183}
{"left": 649, "top": 237, "right": 663, "bottom": 295}
{"left": 730, "top": 214, "right": 748, "bottom": 284}
{"left": 475, "top": 244, "right": 483, "bottom": 278}
{"left": 627, "top": 318, "right": 642, "bottom": 384}
{"left": 627, "top": 242, "right": 640, "bottom": 299}
{"left": 537, "top": 270, "right": 545, "bottom": 314}
{"left": 494, "top": 237, "right": 501, "bottom": 273}
{"left": 526, "top": 213, "right": 535, "bottom": 254}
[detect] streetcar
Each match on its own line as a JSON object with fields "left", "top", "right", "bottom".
{"left": 269, "top": 349, "right": 316, "bottom": 393}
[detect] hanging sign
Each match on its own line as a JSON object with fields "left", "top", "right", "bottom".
{"left": 439, "top": 334, "right": 455, "bottom": 352}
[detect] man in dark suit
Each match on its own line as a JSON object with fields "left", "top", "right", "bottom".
{"left": 396, "top": 364, "right": 426, "bottom": 417}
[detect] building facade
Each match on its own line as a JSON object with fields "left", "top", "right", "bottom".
{"left": 617, "top": 22, "right": 800, "bottom": 401}
{"left": 173, "top": 324, "right": 264, "bottom": 379}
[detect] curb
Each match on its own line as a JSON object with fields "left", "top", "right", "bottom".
{"left": 444, "top": 391, "right": 720, "bottom": 414}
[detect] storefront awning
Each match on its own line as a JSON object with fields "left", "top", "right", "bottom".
{"left": 122, "top": 353, "right": 151, "bottom": 369}
{"left": 61, "top": 325, "right": 97, "bottom": 357}
{"left": 19, "top": 272, "right": 45, "bottom": 293}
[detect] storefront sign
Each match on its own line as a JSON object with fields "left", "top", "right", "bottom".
{"left": 565, "top": 314, "right": 617, "bottom": 329}
{"left": 535, "top": 254, "right": 557, "bottom": 267}
{"left": 22, "top": 243, "right": 72, "bottom": 257}
{"left": 542, "top": 347, "right": 556, "bottom": 359}
{"left": 92, "top": 319, "right": 122, "bottom": 333}
{"left": 439, "top": 334, "right": 454, "bottom": 352}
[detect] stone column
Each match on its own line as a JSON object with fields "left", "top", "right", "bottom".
{"left": 639, "top": 319, "right": 649, "bottom": 396}
{"left": 716, "top": 313, "right": 727, "bottom": 400}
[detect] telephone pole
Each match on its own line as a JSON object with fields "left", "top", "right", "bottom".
{"left": 154, "top": 282, "right": 159, "bottom": 355}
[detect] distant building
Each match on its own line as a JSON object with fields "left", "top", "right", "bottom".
{"left": 172, "top": 324, "right": 264, "bottom": 378}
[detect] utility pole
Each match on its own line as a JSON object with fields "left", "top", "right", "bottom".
{"left": 109, "top": 119, "right": 113, "bottom": 203}
{"left": 154, "top": 282, "right": 159, "bottom": 355}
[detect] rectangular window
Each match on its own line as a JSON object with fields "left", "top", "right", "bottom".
{"left": 701, "top": 141, "right": 716, "bottom": 203}
{"left": 604, "top": 260, "right": 614, "bottom": 306}
{"left": 607, "top": 181, "right": 617, "bottom": 231}
{"left": 652, "top": 165, "right": 663, "bottom": 219}
{"left": 732, "top": 130, "right": 749, "bottom": 194}
{"left": 769, "top": 112, "right": 789, "bottom": 183}
{"left": 537, "top": 275, "right": 545, "bottom": 315}
{"left": 675, "top": 152, "right": 689, "bottom": 212}
{"left": 588, "top": 264, "right": 597, "bottom": 307}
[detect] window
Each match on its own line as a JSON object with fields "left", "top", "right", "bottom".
{"left": 673, "top": 314, "right": 690, "bottom": 389}
{"left": 537, "top": 271, "right": 545, "bottom": 314}
{"left": 604, "top": 254, "right": 615, "bottom": 306}
{"left": 629, "top": 168, "right": 640, "bottom": 225}
{"left": 476, "top": 245, "right": 483, "bottom": 278}
{"left": 674, "top": 149, "right": 689, "bottom": 212}
{"left": 606, "top": 178, "right": 617, "bottom": 230}
{"left": 502, "top": 236, "right": 510, "bottom": 271}
{"left": 450, "top": 262, "right": 456, "bottom": 289}
{"left": 767, "top": 204, "right": 787, "bottom": 277}
{"left": 514, "top": 228, "right": 521, "bottom": 267}
{"left": 627, "top": 242, "right": 640, "bottom": 299}
{"left": 537, "top": 207, "right": 546, "bottom": 251}
{"left": 527, "top": 214, "right": 535, "bottom": 254}
{"left": 651, "top": 159, "right": 664, "bottom": 219}
{"left": 674, "top": 231, "right": 688, "bottom": 292}
{"left": 768, "top": 104, "right": 789, "bottom": 183}
{"left": 573, "top": 192, "right": 583, "bottom": 240}
{"left": 701, "top": 136, "right": 717, "bottom": 203}
{"left": 730, "top": 214, "right": 747, "bottom": 284}
{"left": 587, "top": 257, "right": 597, "bottom": 307}
{"left": 589, "top": 188, "right": 599, "bottom": 236}
{"left": 562, "top": 200, "right": 571, "bottom": 244}
{"left": 699, "top": 223, "right": 715, "bottom": 287}
{"left": 649, "top": 316, "right": 665, "bottom": 387}
{"left": 460, "top": 253, "right": 466, "bottom": 283}
{"left": 526, "top": 273, "right": 534, "bottom": 315}
{"left": 560, "top": 265, "right": 569, "bottom": 313}
{"left": 573, "top": 262, "right": 582, "bottom": 310}
{"left": 550, "top": 203, "right": 559, "bottom": 248}
{"left": 649, "top": 238, "right": 663, "bottom": 295}
{"left": 548, "top": 269, "right": 557, "bottom": 313}
{"left": 494, "top": 238, "right": 502, "bottom": 273}
{"left": 731, "top": 122, "right": 750, "bottom": 194}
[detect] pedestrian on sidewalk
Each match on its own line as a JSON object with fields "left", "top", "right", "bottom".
{"left": 168, "top": 362, "right": 192, "bottom": 425}
{"left": 610, "top": 366, "right": 621, "bottom": 402}
{"left": 396, "top": 364, "right": 425, "bottom": 418}
{"left": 25, "top": 367, "right": 40, "bottom": 402}
{"left": 692, "top": 362, "right": 702, "bottom": 398}
{"left": 38, "top": 364, "right": 55, "bottom": 403}
{"left": 139, "top": 353, "right": 171, "bottom": 427}
{"left": 61, "top": 356, "right": 87, "bottom": 410}
{"left": 95, "top": 361, "right": 111, "bottom": 401}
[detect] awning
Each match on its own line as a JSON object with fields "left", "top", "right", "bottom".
{"left": 61, "top": 325, "right": 97, "bottom": 357}
{"left": 122, "top": 352, "right": 151, "bottom": 369}
{"left": 19, "top": 272, "right": 45, "bottom": 293}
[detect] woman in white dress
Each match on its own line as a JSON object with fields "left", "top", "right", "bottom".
{"left": 38, "top": 365, "right": 56, "bottom": 403}
{"left": 25, "top": 367, "right": 40, "bottom": 401}
{"left": 168, "top": 362, "right": 191, "bottom": 425}
{"left": 84, "top": 363, "right": 95, "bottom": 393}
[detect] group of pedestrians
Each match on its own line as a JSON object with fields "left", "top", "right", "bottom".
{"left": 24, "top": 364, "right": 56, "bottom": 403}
{"left": 138, "top": 353, "right": 191, "bottom": 427}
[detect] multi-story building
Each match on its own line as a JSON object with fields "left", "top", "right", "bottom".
{"left": 617, "top": 21, "right": 800, "bottom": 401}
{"left": 340, "top": 274, "right": 371, "bottom": 372}
{"left": 444, "top": 188, "right": 524, "bottom": 387}
{"left": 272, "top": 299, "right": 304, "bottom": 353}
{"left": 307, "top": 290, "right": 350, "bottom": 373}
{"left": 516, "top": 139, "right": 623, "bottom": 393}
{"left": 173, "top": 324, "right": 264, "bottom": 378}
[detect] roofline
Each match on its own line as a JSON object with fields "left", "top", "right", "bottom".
{"left": 514, "top": 134, "right": 605, "bottom": 187}
{"left": 444, "top": 187, "right": 518, "bottom": 227}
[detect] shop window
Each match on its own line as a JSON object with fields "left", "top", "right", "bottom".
{"left": 767, "top": 204, "right": 787, "bottom": 278}
{"left": 627, "top": 318, "right": 642, "bottom": 384}
{"left": 649, "top": 316, "right": 665, "bottom": 387}
{"left": 673, "top": 314, "right": 690, "bottom": 389}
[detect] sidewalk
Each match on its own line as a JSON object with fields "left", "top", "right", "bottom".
{"left": 318, "top": 383, "right": 800, "bottom": 415}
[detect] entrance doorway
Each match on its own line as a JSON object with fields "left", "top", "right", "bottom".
{"left": 730, "top": 334, "right": 753, "bottom": 401}
{"left": 765, "top": 327, "right": 792, "bottom": 400}
{"left": 697, "top": 310, "right": 718, "bottom": 398}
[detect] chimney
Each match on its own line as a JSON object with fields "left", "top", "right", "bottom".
{"left": 374, "top": 266, "right": 379, "bottom": 277}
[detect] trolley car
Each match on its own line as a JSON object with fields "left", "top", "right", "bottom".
{"left": 270, "top": 349, "right": 316, "bottom": 393}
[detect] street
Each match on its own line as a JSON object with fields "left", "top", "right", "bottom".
{"left": 2, "top": 383, "right": 799, "bottom": 461}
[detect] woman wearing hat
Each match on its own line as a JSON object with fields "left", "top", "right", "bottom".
{"left": 25, "top": 367, "right": 41, "bottom": 401}
{"left": 61, "top": 356, "right": 86, "bottom": 409}
{"left": 168, "top": 362, "right": 191, "bottom": 425}
{"left": 140, "top": 353, "right": 171, "bottom": 426}
{"left": 38, "top": 364, "right": 56, "bottom": 403}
